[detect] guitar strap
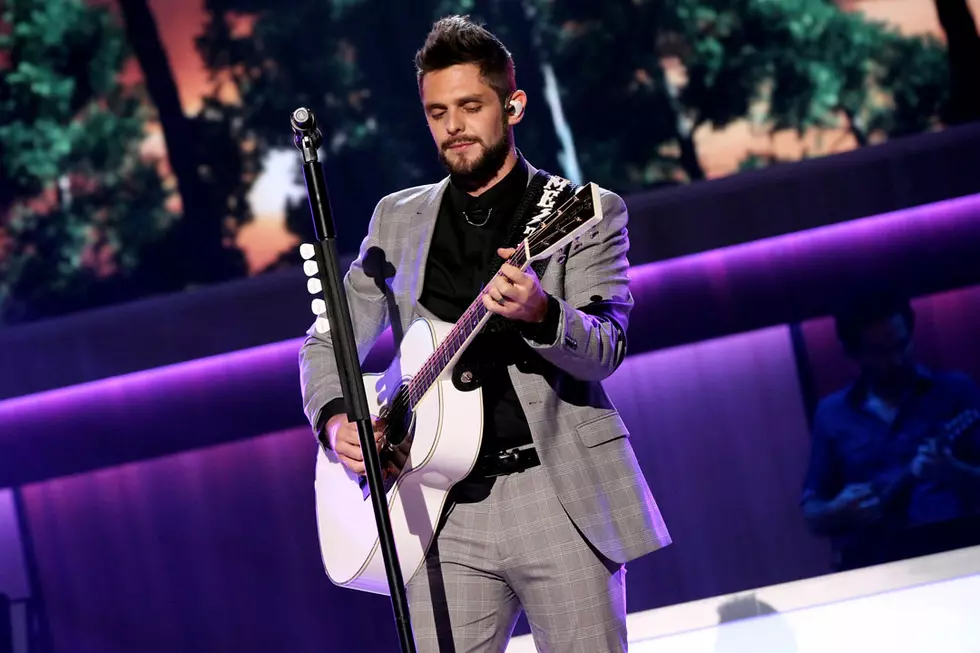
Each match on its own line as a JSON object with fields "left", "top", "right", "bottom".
{"left": 480, "top": 168, "right": 579, "bottom": 336}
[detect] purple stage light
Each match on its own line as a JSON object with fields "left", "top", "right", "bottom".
{"left": 0, "top": 339, "right": 305, "bottom": 487}
{"left": 626, "top": 192, "right": 980, "bottom": 351}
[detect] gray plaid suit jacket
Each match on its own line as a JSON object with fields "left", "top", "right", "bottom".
{"left": 299, "top": 161, "right": 671, "bottom": 565}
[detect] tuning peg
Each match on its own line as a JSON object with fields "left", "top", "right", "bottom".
{"left": 303, "top": 260, "right": 318, "bottom": 277}
{"left": 315, "top": 317, "right": 330, "bottom": 334}
{"left": 307, "top": 278, "right": 322, "bottom": 295}
{"left": 312, "top": 298, "right": 326, "bottom": 316}
{"left": 300, "top": 243, "right": 316, "bottom": 260}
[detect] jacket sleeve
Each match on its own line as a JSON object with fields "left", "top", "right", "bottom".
{"left": 522, "top": 189, "right": 633, "bottom": 382}
{"left": 298, "top": 196, "right": 392, "bottom": 438}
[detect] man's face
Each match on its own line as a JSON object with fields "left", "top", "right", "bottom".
{"left": 854, "top": 313, "right": 915, "bottom": 389}
{"left": 420, "top": 63, "right": 511, "bottom": 187}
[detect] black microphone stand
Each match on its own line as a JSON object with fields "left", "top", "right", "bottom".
{"left": 290, "top": 107, "right": 417, "bottom": 653}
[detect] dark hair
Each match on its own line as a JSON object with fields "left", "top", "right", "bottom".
{"left": 833, "top": 289, "right": 916, "bottom": 354}
{"left": 414, "top": 15, "right": 516, "bottom": 104}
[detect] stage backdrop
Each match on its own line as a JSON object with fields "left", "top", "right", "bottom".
{"left": 3, "top": 0, "right": 979, "bottom": 326}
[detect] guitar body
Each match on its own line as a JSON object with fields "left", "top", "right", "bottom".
{"left": 313, "top": 316, "right": 484, "bottom": 595}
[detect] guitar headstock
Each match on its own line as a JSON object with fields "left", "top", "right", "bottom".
{"left": 524, "top": 182, "right": 603, "bottom": 263}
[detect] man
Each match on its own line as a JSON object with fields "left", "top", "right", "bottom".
{"left": 800, "top": 291, "right": 980, "bottom": 570}
{"left": 298, "top": 15, "right": 670, "bottom": 653}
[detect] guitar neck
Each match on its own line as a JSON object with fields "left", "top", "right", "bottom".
{"left": 877, "top": 409, "right": 979, "bottom": 507}
{"left": 406, "top": 244, "right": 532, "bottom": 407}
{"left": 402, "top": 179, "right": 601, "bottom": 408}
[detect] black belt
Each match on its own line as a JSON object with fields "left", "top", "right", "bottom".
{"left": 469, "top": 446, "right": 540, "bottom": 478}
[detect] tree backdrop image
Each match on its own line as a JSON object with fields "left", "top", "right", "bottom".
{"left": 2, "top": 0, "right": 979, "bottom": 325}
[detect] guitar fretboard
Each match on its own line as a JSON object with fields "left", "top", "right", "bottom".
{"left": 406, "top": 245, "right": 530, "bottom": 407}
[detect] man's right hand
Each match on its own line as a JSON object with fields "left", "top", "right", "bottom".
{"left": 831, "top": 482, "right": 882, "bottom": 524}
{"left": 327, "top": 413, "right": 387, "bottom": 475}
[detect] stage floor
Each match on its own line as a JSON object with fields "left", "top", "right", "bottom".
{"left": 506, "top": 544, "right": 980, "bottom": 652}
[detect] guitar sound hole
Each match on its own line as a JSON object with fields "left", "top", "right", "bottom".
{"left": 359, "top": 382, "right": 416, "bottom": 501}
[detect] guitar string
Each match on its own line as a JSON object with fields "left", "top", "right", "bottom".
{"left": 398, "top": 192, "right": 586, "bottom": 414}
{"left": 406, "top": 202, "right": 582, "bottom": 409}
{"left": 431, "top": 192, "right": 583, "bottom": 355}
{"left": 387, "top": 243, "right": 530, "bottom": 419}
{"left": 406, "top": 193, "right": 583, "bottom": 399}
{"left": 381, "top": 191, "right": 588, "bottom": 427}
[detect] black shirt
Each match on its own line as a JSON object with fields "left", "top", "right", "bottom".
{"left": 419, "top": 157, "right": 552, "bottom": 454}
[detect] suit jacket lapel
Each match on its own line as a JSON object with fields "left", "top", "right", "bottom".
{"left": 524, "top": 159, "right": 539, "bottom": 182}
{"left": 410, "top": 176, "right": 449, "bottom": 307}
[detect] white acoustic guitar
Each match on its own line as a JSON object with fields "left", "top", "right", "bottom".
{"left": 302, "top": 178, "right": 603, "bottom": 595}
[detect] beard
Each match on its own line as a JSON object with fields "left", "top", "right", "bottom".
{"left": 438, "top": 125, "right": 512, "bottom": 192}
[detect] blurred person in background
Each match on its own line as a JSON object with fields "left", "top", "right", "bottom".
{"left": 801, "top": 291, "right": 980, "bottom": 569}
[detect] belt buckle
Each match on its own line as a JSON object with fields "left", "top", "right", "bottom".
{"left": 475, "top": 446, "right": 534, "bottom": 479}
{"left": 495, "top": 448, "right": 523, "bottom": 475}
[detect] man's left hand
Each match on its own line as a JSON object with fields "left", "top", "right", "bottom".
{"left": 483, "top": 247, "right": 549, "bottom": 323}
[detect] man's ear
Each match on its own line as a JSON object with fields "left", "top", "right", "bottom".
{"left": 505, "top": 90, "right": 528, "bottom": 125}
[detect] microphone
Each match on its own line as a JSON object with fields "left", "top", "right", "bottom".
{"left": 291, "top": 107, "right": 316, "bottom": 133}
{"left": 291, "top": 107, "right": 323, "bottom": 153}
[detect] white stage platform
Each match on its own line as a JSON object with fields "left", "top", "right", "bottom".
{"left": 506, "top": 544, "right": 980, "bottom": 652}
